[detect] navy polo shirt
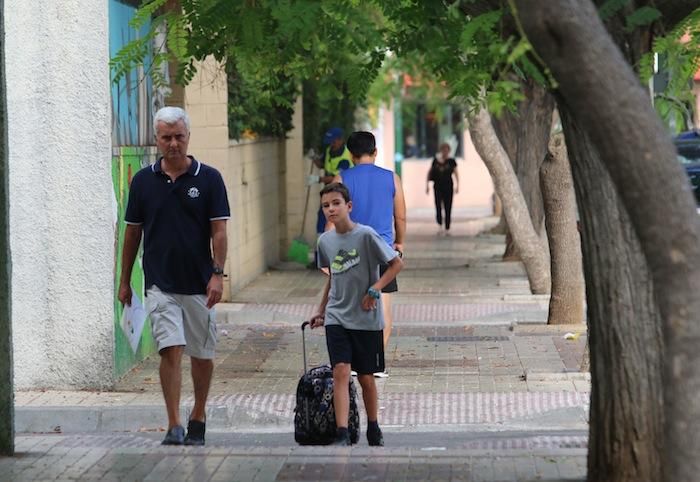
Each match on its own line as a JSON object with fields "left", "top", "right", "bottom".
{"left": 124, "top": 156, "right": 230, "bottom": 295}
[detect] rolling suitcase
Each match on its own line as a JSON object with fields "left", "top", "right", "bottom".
{"left": 293, "top": 321, "right": 360, "bottom": 445}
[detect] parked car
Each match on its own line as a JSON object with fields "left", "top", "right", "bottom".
{"left": 674, "top": 131, "right": 700, "bottom": 206}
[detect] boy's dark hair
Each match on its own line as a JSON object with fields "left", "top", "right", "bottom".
{"left": 320, "top": 182, "right": 351, "bottom": 203}
{"left": 346, "top": 131, "right": 376, "bottom": 157}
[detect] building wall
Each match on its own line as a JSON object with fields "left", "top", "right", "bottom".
{"left": 280, "top": 96, "right": 310, "bottom": 262}
{"left": 226, "top": 139, "right": 283, "bottom": 291}
{"left": 184, "top": 58, "right": 300, "bottom": 297}
{"left": 6, "top": 1, "right": 114, "bottom": 388}
{"left": 184, "top": 59, "right": 234, "bottom": 297}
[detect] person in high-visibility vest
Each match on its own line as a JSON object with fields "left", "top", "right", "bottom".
{"left": 311, "top": 127, "right": 354, "bottom": 233}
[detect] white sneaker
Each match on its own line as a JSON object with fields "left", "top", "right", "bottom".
{"left": 373, "top": 371, "right": 389, "bottom": 378}
{"left": 351, "top": 370, "right": 358, "bottom": 377}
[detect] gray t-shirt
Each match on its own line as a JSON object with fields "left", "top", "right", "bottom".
{"left": 317, "top": 223, "right": 397, "bottom": 331}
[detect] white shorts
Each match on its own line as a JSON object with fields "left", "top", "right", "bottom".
{"left": 145, "top": 285, "right": 217, "bottom": 359}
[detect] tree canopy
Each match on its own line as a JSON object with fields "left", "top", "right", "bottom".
{"left": 112, "top": 1, "right": 700, "bottom": 135}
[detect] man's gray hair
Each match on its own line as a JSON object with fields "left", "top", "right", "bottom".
{"left": 154, "top": 106, "right": 191, "bottom": 134}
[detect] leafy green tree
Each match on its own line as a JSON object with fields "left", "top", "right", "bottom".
{"left": 376, "top": 3, "right": 700, "bottom": 478}
{"left": 512, "top": 1, "right": 700, "bottom": 480}
{"left": 112, "top": 0, "right": 387, "bottom": 142}
{"left": 640, "top": 9, "right": 700, "bottom": 133}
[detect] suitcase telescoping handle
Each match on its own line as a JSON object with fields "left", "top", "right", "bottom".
{"left": 301, "top": 321, "right": 310, "bottom": 374}
{"left": 301, "top": 321, "right": 311, "bottom": 433}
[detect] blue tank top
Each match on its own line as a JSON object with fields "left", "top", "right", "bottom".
{"left": 341, "top": 164, "right": 395, "bottom": 246}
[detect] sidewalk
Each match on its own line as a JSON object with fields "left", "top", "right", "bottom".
{"left": 7, "top": 209, "right": 589, "bottom": 481}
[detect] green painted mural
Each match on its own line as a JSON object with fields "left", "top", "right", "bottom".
{"left": 110, "top": 0, "right": 165, "bottom": 377}
{"left": 112, "top": 146, "right": 157, "bottom": 377}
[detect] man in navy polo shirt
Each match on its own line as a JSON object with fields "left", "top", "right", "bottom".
{"left": 118, "top": 106, "right": 230, "bottom": 446}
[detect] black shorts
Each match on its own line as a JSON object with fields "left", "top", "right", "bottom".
{"left": 325, "top": 325, "right": 384, "bottom": 375}
{"left": 379, "top": 264, "right": 398, "bottom": 293}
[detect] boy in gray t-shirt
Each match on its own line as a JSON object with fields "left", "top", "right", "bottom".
{"left": 310, "top": 183, "right": 403, "bottom": 447}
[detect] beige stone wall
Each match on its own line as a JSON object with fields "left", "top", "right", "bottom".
{"left": 280, "top": 96, "right": 311, "bottom": 257}
{"left": 184, "top": 57, "right": 234, "bottom": 299}
{"left": 184, "top": 57, "right": 293, "bottom": 299}
{"left": 226, "top": 138, "right": 284, "bottom": 294}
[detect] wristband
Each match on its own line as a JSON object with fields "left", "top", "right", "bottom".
{"left": 367, "top": 287, "right": 381, "bottom": 299}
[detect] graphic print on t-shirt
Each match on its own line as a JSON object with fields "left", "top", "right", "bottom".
{"left": 331, "top": 248, "right": 359, "bottom": 274}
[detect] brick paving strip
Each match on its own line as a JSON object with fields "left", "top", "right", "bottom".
{"left": 223, "top": 303, "right": 545, "bottom": 323}
{"left": 203, "top": 391, "right": 588, "bottom": 426}
{"left": 15, "top": 390, "right": 589, "bottom": 435}
{"left": 0, "top": 434, "right": 587, "bottom": 481}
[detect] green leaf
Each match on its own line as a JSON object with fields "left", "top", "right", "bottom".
{"left": 519, "top": 56, "right": 547, "bottom": 87}
{"left": 598, "top": 0, "right": 629, "bottom": 21}
{"left": 129, "top": 0, "right": 168, "bottom": 29}
{"left": 506, "top": 39, "right": 531, "bottom": 65}
{"left": 460, "top": 9, "right": 501, "bottom": 50}
{"left": 625, "top": 6, "right": 662, "bottom": 32}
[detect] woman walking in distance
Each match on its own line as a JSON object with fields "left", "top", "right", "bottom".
{"left": 426, "top": 143, "right": 459, "bottom": 235}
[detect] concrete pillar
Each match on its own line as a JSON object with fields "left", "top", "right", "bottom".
{"left": 0, "top": 0, "right": 15, "bottom": 455}
{"left": 6, "top": 1, "right": 114, "bottom": 388}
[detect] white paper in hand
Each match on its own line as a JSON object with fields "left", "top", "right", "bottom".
{"left": 121, "top": 291, "right": 147, "bottom": 354}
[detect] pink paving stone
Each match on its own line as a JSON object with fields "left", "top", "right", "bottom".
{"left": 237, "top": 303, "right": 539, "bottom": 322}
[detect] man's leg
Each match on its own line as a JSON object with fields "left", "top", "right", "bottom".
{"left": 159, "top": 345, "right": 185, "bottom": 429}
{"left": 332, "top": 362, "right": 352, "bottom": 428}
{"left": 190, "top": 356, "right": 214, "bottom": 422}
{"left": 381, "top": 293, "right": 393, "bottom": 350}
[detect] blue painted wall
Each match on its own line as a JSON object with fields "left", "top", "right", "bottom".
{"left": 109, "top": 0, "right": 154, "bottom": 146}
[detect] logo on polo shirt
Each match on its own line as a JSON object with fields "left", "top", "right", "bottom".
{"left": 187, "top": 187, "right": 200, "bottom": 198}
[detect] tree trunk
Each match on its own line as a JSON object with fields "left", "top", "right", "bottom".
{"left": 490, "top": 194, "right": 507, "bottom": 234}
{"left": 0, "top": 0, "right": 14, "bottom": 455}
{"left": 517, "top": 1, "right": 700, "bottom": 480}
{"left": 540, "top": 136, "right": 584, "bottom": 325}
{"left": 560, "top": 107, "right": 663, "bottom": 480}
{"left": 492, "top": 79, "right": 554, "bottom": 259}
{"left": 469, "top": 106, "right": 551, "bottom": 294}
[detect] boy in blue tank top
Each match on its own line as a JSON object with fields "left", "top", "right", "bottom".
{"left": 310, "top": 182, "right": 403, "bottom": 446}
{"left": 333, "top": 132, "right": 406, "bottom": 377}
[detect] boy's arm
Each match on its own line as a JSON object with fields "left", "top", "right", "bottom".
{"left": 393, "top": 173, "right": 406, "bottom": 254}
{"left": 361, "top": 256, "right": 404, "bottom": 311}
{"left": 311, "top": 273, "right": 332, "bottom": 328}
{"left": 373, "top": 256, "right": 403, "bottom": 292}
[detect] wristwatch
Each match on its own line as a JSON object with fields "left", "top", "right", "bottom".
{"left": 367, "top": 287, "right": 381, "bottom": 299}
{"left": 212, "top": 266, "right": 224, "bottom": 276}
